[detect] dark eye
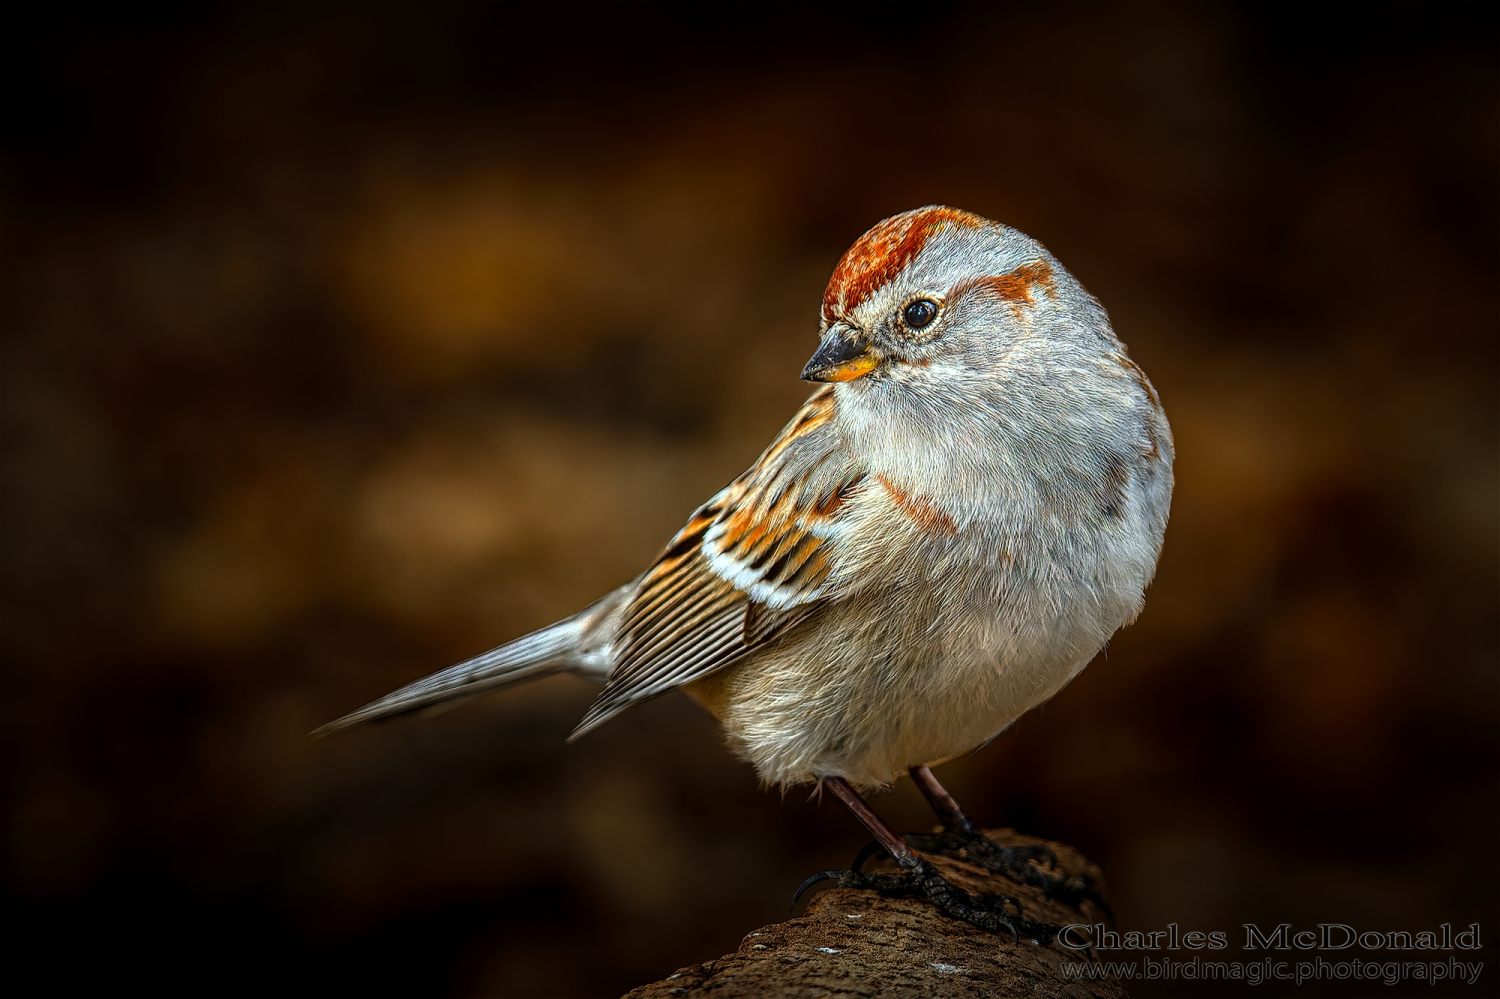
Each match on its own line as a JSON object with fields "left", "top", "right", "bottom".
{"left": 903, "top": 299, "right": 937, "bottom": 329}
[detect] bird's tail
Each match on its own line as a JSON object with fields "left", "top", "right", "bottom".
{"left": 312, "top": 585, "right": 628, "bottom": 736}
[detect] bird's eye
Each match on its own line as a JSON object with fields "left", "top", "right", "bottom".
{"left": 903, "top": 299, "right": 938, "bottom": 329}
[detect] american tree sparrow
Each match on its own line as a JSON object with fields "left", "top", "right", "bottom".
{"left": 319, "top": 207, "right": 1173, "bottom": 937}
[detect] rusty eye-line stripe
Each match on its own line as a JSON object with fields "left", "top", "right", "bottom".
{"left": 947, "top": 260, "right": 1058, "bottom": 308}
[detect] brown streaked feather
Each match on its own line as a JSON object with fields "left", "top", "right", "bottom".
{"left": 570, "top": 387, "right": 865, "bottom": 738}
{"left": 743, "top": 602, "right": 818, "bottom": 647}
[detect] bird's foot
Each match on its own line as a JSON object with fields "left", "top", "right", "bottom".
{"left": 905, "top": 827, "right": 1115, "bottom": 924}
{"left": 793, "top": 859, "right": 1063, "bottom": 943}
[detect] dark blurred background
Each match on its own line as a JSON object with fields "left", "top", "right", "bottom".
{"left": 2, "top": 4, "right": 1495, "bottom": 996}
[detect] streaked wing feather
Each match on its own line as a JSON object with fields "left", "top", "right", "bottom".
{"left": 743, "top": 601, "right": 820, "bottom": 646}
{"left": 571, "top": 387, "right": 865, "bottom": 737}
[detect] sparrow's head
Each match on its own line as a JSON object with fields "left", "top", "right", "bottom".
{"left": 801, "top": 207, "right": 1110, "bottom": 386}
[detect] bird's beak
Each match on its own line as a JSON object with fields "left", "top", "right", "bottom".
{"left": 800, "top": 330, "right": 881, "bottom": 382}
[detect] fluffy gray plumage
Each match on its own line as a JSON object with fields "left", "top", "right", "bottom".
{"left": 318, "top": 207, "right": 1174, "bottom": 791}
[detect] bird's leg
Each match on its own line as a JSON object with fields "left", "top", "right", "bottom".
{"left": 907, "top": 763, "right": 1056, "bottom": 873}
{"left": 909, "top": 763, "right": 978, "bottom": 834}
{"left": 905, "top": 765, "right": 1114, "bottom": 924}
{"left": 845, "top": 765, "right": 975, "bottom": 872}
{"left": 792, "top": 776, "right": 1058, "bottom": 943}
{"left": 826, "top": 774, "right": 923, "bottom": 868}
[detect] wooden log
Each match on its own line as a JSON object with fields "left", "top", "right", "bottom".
{"left": 626, "top": 829, "right": 1126, "bottom": 998}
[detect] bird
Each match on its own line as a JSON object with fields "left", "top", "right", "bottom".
{"left": 317, "top": 205, "right": 1174, "bottom": 937}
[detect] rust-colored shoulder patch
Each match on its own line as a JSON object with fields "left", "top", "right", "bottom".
{"left": 823, "top": 207, "right": 985, "bottom": 321}
{"left": 876, "top": 474, "right": 957, "bottom": 535}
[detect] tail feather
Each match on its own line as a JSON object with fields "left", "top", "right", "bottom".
{"left": 313, "top": 585, "right": 628, "bottom": 736}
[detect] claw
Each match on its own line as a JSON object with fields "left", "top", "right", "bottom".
{"left": 849, "top": 840, "right": 888, "bottom": 873}
{"left": 814, "top": 774, "right": 1101, "bottom": 945}
{"left": 907, "top": 827, "right": 1114, "bottom": 926}
{"left": 790, "top": 869, "right": 848, "bottom": 914}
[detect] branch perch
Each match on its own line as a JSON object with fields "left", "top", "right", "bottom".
{"left": 626, "top": 828, "right": 1126, "bottom": 998}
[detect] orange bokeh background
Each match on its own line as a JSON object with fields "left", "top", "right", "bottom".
{"left": 3, "top": 5, "right": 1495, "bottom": 996}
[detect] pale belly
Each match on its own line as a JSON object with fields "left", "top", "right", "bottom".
{"left": 682, "top": 580, "right": 1118, "bottom": 789}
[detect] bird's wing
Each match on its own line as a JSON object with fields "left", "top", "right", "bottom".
{"left": 570, "top": 386, "right": 867, "bottom": 737}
